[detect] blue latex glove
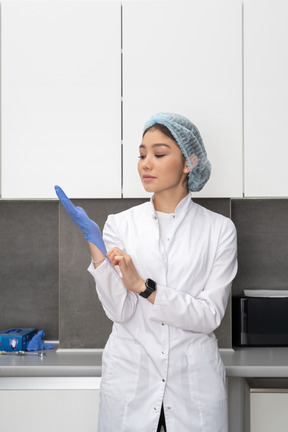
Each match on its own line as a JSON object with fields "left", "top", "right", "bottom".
{"left": 27, "top": 331, "right": 54, "bottom": 351}
{"left": 54, "top": 185, "right": 107, "bottom": 256}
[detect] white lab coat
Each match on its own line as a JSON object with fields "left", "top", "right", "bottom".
{"left": 88, "top": 194, "right": 237, "bottom": 432}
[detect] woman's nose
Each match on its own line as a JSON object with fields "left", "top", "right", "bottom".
{"left": 142, "top": 155, "right": 153, "bottom": 170}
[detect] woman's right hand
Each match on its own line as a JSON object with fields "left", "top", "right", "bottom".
{"left": 54, "top": 185, "right": 107, "bottom": 256}
{"left": 107, "top": 247, "right": 145, "bottom": 294}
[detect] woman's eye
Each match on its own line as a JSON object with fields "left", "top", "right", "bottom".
{"left": 138, "top": 154, "right": 165, "bottom": 159}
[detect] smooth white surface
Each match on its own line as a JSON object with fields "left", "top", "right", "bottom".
{"left": 2, "top": 345, "right": 288, "bottom": 378}
{"left": 122, "top": 0, "right": 242, "bottom": 198}
{"left": 0, "top": 376, "right": 101, "bottom": 390}
{"left": 244, "top": 0, "right": 288, "bottom": 197}
{"left": 250, "top": 393, "right": 288, "bottom": 432}
{"left": 0, "top": 345, "right": 103, "bottom": 377}
{"left": 0, "top": 388, "right": 100, "bottom": 432}
{"left": 1, "top": 1, "right": 121, "bottom": 198}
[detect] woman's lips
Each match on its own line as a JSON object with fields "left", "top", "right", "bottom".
{"left": 143, "top": 175, "right": 156, "bottom": 182}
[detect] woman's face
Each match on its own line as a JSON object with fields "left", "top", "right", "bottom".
{"left": 138, "top": 128, "right": 189, "bottom": 195}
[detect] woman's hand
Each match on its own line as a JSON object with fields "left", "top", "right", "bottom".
{"left": 107, "top": 247, "right": 145, "bottom": 294}
{"left": 54, "top": 185, "right": 107, "bottom": 256}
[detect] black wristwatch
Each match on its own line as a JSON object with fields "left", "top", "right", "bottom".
{"left": 139, "top": 278, "right": 157, "bottom": 299}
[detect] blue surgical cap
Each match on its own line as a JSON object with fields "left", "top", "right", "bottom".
{"left": 143, "top": 112, "right": 211, "bottom": 192}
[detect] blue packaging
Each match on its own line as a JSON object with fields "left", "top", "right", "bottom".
{"left": 0, "top": 328, "right": 37, "bottom": 352}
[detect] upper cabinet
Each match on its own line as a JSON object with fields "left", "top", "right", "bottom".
{"left": 122, "top": 0, "right": 243, "bottom": 198}
{"left": 244, "top": 0, "right": 288, "bottom": 197}
{"left": 1, "top": 1, "right": 121, "bottom": 198}
{"left": 4, "top": 0, "right": 287, "bottom": 199}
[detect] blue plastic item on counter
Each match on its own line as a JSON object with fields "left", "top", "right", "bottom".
{"left": 26, "top": 330, "right": 54, "bottom": 351}
{"left": 0, "top": 328, "right": 37, "bottom": 351}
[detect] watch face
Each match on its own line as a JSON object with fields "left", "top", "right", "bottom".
{"left": 146, "top": 278, "right": 156, "bottom": 290}
{"left": 139, "top": 279, "right": 157, "bottom": 298}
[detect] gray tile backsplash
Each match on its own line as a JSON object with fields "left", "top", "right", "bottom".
{"left": 5, "top": 196, "right": 285, "bottom": 350}
{"left": 58, "top": 197, "right": 231, "bottom": 348}
{"left": 0, "top": 201, "right": 59, "bottom": 340}
{"left": 232, "top": 199, "right": 288, "bottom": 296}
{"left": 59, "top": 198, "right": 148, "bottom": 349}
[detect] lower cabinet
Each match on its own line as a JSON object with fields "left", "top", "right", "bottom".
{"left": 246, "top": 378, "right": 288, "bottom": 432}
{"left": 0, "top": 377, "right": 100, "bottom": 432}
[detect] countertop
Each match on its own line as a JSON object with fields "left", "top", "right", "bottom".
{"left": 1, "top": 346, "right": 288, "bottom": 378}
{"left": 0, "top": 346, "right": 102, "bottom": 377}
{"left": 221, "top": 347, "right": 288, "bottom": 377}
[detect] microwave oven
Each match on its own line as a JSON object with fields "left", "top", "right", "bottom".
{"left": 232, "top": 296, "right": 288, "bottom": 347}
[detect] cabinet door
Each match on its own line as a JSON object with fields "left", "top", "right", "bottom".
{"left": 250, "top": 393, "right": 288, "bottom": 432}
{"left": 244, "top": 0, "right": 288, "bottom": 197}
{"left": 0, "top": 390, "right": 100, "bottom": 431}
{"left": 122, "top": 0, "right": 242, "bottom": 198}
{"left": 0, "top": 376, "right": 101, "bottom": 432}
{"left": 1, "top": 1, "right": 121, "bottom": 198}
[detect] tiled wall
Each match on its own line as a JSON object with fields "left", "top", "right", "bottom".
{"left": 231, "top": 199, "right": 288, "bottom": 295}
{"left": 0, "top": 201, "right": 59, "bottom": 340}
{"left": 0, "top": 197, "right": 231, "bottom": 348}
{"left": 58, "top": 198, "right": 148, "bottom": 348}
{"left": 2, "top": 198, "right": 287, "bottom": 349}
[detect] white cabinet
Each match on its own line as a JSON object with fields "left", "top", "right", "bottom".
{"left": 244, "top": 0, "right": 288, "bottom": 197}
{"left": 246, "top": 378, "right": 288, "bottom": 432}
{"left": 1, "top": 1, "right": 121, "bottom": 198}
{"left": 122, "top": 0, "right": 243, "bottom": 198}
{"left": 250, "top": 393, "right": 288, "bottom": 432}
{"left": 7, "top": 0, "right": 287, "bottom": 199}
{"left": 0, "top": 377, "right": 100, "bottom": 432}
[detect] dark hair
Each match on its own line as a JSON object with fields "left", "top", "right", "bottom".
{"left": 143, "top": 123, "right": 176, "bottom": 143}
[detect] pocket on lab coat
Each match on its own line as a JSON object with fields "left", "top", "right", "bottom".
{"left": 101, "top": 334, "right": 141, "bottom": 404}
{"left": 186, "top": 338, "right": 226, "bottom": 407}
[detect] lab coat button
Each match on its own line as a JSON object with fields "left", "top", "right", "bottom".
{"left": 154, "top": 407, "right": 157, "bottom": 411}
{"left": 161, "top": 323, "right": 165, "bottom": 326}
{"left": 162, "top": 379, "right": 165, "bottom": 382}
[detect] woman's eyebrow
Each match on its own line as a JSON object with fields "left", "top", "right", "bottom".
{"left": 139, "top": 143, "right": 171, "bottom": 149}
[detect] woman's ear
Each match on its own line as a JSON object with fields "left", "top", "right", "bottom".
{"left": 184, "top": 165, "right": 190, "bottom": 173}
{"left": 190, "top": 154, "right": 198, "bottom": 168}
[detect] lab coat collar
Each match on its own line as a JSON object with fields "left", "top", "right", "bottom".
{"left": 149, "top": 192, "right": 193, "bottom": 218}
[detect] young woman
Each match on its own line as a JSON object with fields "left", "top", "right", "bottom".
{"left": 55, "top": 112, "right": 237, "bottom": 432}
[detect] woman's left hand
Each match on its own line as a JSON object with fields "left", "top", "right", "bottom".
{"left": 54, "top": 185, "right": 107, "bottom": 256}
{"left": 107, "top": 247, "right": 145, "bottom": 294}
